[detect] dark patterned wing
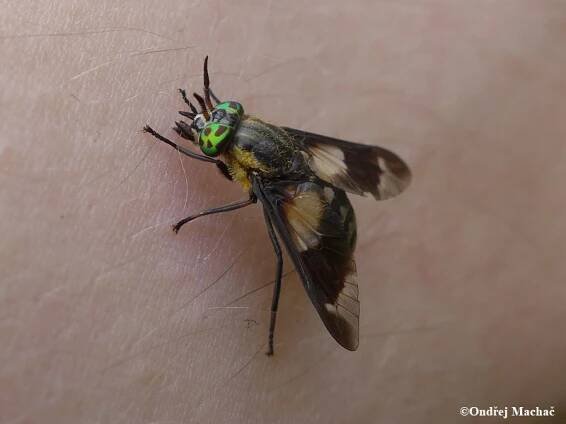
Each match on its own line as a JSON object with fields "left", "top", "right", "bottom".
{"left": 282, "top": 127, "right": 411, "bottom": 200}
{"left": 256, "top": 178, "right": 359, "bottom": 350}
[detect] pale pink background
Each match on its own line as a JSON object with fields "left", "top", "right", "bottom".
{"left": 1, "top": 1, "right": 565, "bottom": 423}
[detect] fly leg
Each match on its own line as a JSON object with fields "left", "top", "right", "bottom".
{"left": 262, "top": 205, "right": 283, "bottom": 356}
{"left": 179, "top": 88, "right": 198, "bottom": 116}
{"left": 192, "top": 92, "right": 210, "bottom": 118}
{"left": 203, "top": 56, "right": 221, "bottom": 108}
{"left": 175, "top": 90, "right": 199, "bottom": 143}
{"left": 172, "top": 194, "right": 256, "bottom": 233}
{"left": 209, "top": 88, "right": 221, "bottom": 105}
{"left": 143, "top": 125, "right": 214, "bottom": 163}
{"left": 143, "top": 125, "right": 232, "bottom": 181}
{"left": 250, "top": 175, "right": 284, "bottom": 356}
{"left": 173, "top": 120, "right": 195, "bottom": 142}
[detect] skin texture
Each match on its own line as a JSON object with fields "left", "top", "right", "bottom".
{"left": 1, "top": 1, "right": 566, "bottom": 423}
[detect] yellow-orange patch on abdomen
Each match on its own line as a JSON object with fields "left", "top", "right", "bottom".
{"left": 223, "top": 146, "right": 267, "bottom": 191}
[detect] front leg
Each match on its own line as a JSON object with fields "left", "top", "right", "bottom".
{"left": 172, "top": 193, "right": 256, "bottom": 233}
{"left": 173, "top": 120, "right": 196, "bottom": 142}
{"left": 143, "top": 125, "right": 215, "bottom": 163}
{"left": 143, "top": 125, "right": 232, "bottom": 181}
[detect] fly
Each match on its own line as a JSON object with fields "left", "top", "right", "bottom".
{"left": 143, "top": 57, "right": 412, "bottom": 355}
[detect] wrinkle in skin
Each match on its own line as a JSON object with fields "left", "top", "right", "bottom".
{"left": 68, "top": 46, "right": 197, "bottom": 82}
{"left": 0, "top": 27, "right": 177, "bottom": 41}
{"left": 98, "top": 253, "right": 243, "bottom": 369}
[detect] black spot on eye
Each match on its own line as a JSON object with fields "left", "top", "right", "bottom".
{"left": 215, "top": 126, "right": 227, "bottom": 137}
{"left": 204, "top": 127, "right": 211, "bottom": 135}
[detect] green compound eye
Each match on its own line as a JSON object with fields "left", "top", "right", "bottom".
{"left": 199, "top": 123, "right": 232, "bottom": 157}
{"left": 214, "top": 101, "right": 244, "bottom": 116}
{"left": 198, "top": 101, "right": 244, "bottom": 157}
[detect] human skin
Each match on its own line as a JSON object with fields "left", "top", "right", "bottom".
{"left": 2, "top": 1, "right": 566, "bottom": 423}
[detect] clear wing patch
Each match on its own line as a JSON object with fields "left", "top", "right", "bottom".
{"left": 283, "top": 127, "right": 411, "bottom": 201}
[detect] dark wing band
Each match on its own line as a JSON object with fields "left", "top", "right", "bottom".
{"left": 254, "top": 176, "right": 360, "bottom": 351}
{"left": 283, "top": 127, "right": 411, "bottom": 200}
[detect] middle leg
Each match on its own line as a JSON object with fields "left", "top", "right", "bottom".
{"left": 172, "top": 194, "right": 256, "bottom": 233}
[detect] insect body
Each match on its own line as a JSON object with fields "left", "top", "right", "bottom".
{"left": 143, "top": 57, "right": 411, "bottom": 355}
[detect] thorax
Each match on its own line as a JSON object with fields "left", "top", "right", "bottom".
{"left": 222, "top": 117, "right": 310, "bottom": 190}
